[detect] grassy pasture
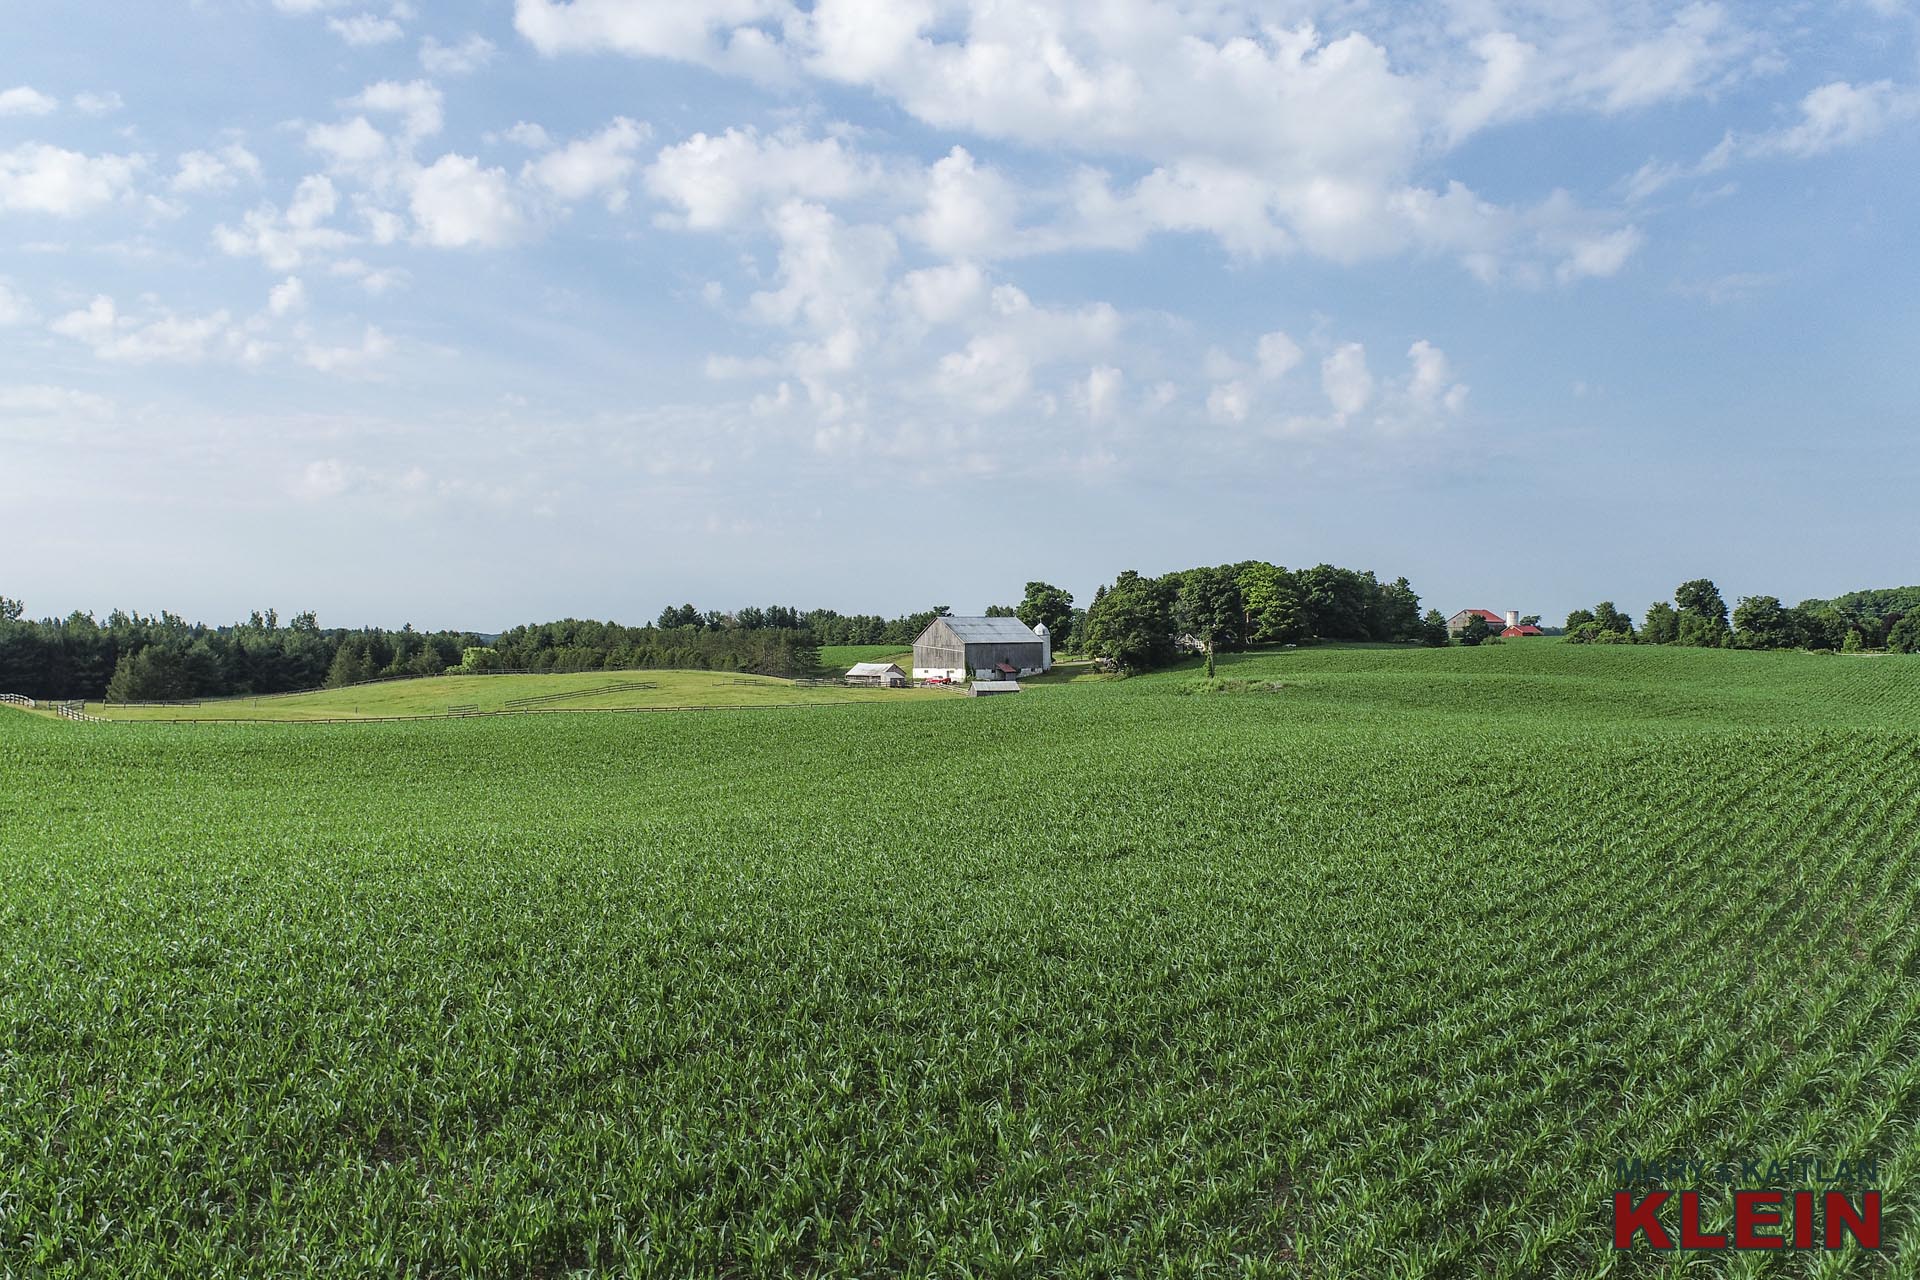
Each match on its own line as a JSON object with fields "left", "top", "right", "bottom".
{"left": 78, "top": 668, "right": 938, "bottom": 722}
{"left": 3, "top": 643, "right": 1919, "bottom": 1276}
{"left": 817, "top": 643, "right": 916, "bottom": 674}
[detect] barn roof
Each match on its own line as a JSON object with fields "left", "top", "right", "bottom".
{"left": 1501, "top": 625, "right": 1545, "bottom": 637}
{"left": 932, "top": 616, "right": 1044, "bottom": 644}
{"left": 846, "top": 662, "right": 905, "bottom": 676}
{"left": 1456, "top": 608, "right": 1506, "bottom": 622}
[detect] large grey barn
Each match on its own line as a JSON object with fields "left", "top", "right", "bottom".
{"left": 912, "top": 616, "right": 1050, "bottom": 683}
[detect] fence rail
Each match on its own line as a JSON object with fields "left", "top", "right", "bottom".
{"left": 502, "top": 680, "right": 658, "bottom": 709}
{"left": 56, "top": 701, "right": 106, "bottom": 723}
{"left": 0, "top": 693, "right": 33, "bottom": 708}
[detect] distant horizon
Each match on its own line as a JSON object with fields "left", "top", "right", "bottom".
{"left": 9, "top": 564, "right": 1908, "bottom": 639}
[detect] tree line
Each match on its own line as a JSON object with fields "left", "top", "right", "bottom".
{"left": 650, "top": 602, "right": 959, "bottom": 648}
{"left": 1561, "top": 580, "right": 1920, "bottom": 653}
{"left": 0, "top": 594, "right": 971, "bottom": 701}
{"left": 0, "top": 600, "right": 481, "bottom": 703}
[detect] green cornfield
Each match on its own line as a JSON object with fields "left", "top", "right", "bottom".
{"left": 3, "top": 643, "right": 1917, "bottom": 1276}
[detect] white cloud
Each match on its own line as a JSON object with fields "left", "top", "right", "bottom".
{"left": 1321, "top": 343, "right": 1374, "bottom": 416}
{"left": 907, "top": 146, "right": 1018, "bottom": 259}
{"left": 268, "top": 276, "right": 308, "bottom": 316}
{"left": 1404, "top": 340, "right": 1468, "bottom": 414}
{"left": 421, "top": 34, "right": 497, "bottom": 75}
{"left": 215, "top": 174, "right": 358, "bottom": 269}
{"left": 645, "top": 126, "right": 885, "bottom": 229}
{"left": 350, "top": 79, "right": 443, "bottom": 142}
{"left": 514, "top": 0, "right": 791, "bottom": 76}
{"left": 72, "top": 91, "right": 124, "bottom": 117}
{"left": 409, "top": 154, "right": 523, "bottom": 247}
{"left": 293, "top": 458, "right": 352, "bottom": 500}
{"left": 1556, "top": 226, "right": 1644, "bottom": 282}
{"left": 525, "top": 116, "right": 649, "bottom": 209}
{"left": 0, "top": 384, "right": 114, "bottom": 417}
{"left": 1754, "top": 80, "right": 1920, "bottom": 157}
{"left": 329, "top": 257, "right": 406, "bottom": 294}
{"left": 50, "top": 295, "right": 235, "bottom": 364}
{"left": 894, "top": 262, "right": 986, "bottom": 326}
{"left": 1580, "top": 4, "right": 1754, "bottom": 113}
{"left": 748, "top": 200, "right": 896, "bottom": 339}
{"left": 495, "top": 121, "right": 552, "bottom": 149}
{"left": 1206, "top": 380, "right": 1250, "bottom": 424}
{"left": 302, "top": 325, "right": 393, "bottom": 373}
{"left": 172, "top": 143, "right": 262, "bottom": 193}
{"left": 0, "top": 144, "right": 141, "bottom": 216}
{"left": 534, "top": 2, "right": 1779, "bottom": 276}
{"left": 329, "top": 13, "right": 405, "bottom": 45}
{"left": 1079, "top": 364, "right": 1123, "bottom": 419}
{"left": 1256, "top": 330, "right": 1303, "bottom": 381}
{"left": 0, "top": 86, "right": 58, "bottom": 117}
{"left": 0, "top": 281, "right": 31, "bottom": 325}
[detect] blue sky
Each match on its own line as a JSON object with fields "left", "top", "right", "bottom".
{"left": 3, "top": 0, "right": 1917, "bottom": 630}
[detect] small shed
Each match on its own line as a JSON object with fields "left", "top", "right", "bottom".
{"left": 845, "top": 662, "right": 908, "bottom": 687}
{"left": 967, "top": 680, "right": 1022, "bottom": 697}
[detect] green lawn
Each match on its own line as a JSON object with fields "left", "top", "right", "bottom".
{"left": 4, "top": 643, "right": 1918, "bottom": 1276}
{"left": 79, "top": 668, "right": 943, "bottom": 721}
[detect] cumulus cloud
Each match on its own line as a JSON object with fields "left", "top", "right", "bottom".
{"left": 302, "top": 325, "right": 393, "bottom": 373}
{"left": 0, "top": 281, "right": 31, "bottom": 325}
{"left": 50, "top": 295, "right": 236, "bottom": 364}
{"left": 350, "top": 79, "right": 443, "bottom": 143}
{"left": 1079, "top": 364, "right": 1123, "bottom": 419}
{"left": 524, "top": 116, "right": 649, "bottom": 210}
{"left": 1321, "top": 343, "right": 1374, "bottom": 416}
{"left": 268, "top": 276, "right": 308, "bottom": 316}
{"left": 514, "top": 0, "right": 791, "bottom": 78}
{"left": 0, "top": 86, "right": 58, "bottom": 117}
{"left": 329, "top": 257, "right": 406, "bottom": 294}
{"left": 409, "top": 154, "right": 523, "bottom": 247}
{"left": 329, "top": 13, "right": 405, "bottom": 45}
{"left": 72, "top": 91, "right": 124, "bottom": 116}
{"left": 0, "top": 144, "right": 142, "bottom": 215}
{"left": 906, "top": 146, "right": 1019, "bottom": 259}
{"left": 520, "top": 1, "right": 1785, "bottom": 277}
{"left": 172, "top": 143, "right": 262, "bottom": 193}
{"left": 421, "top": 34, "right": 497, "bottom": 75}
{"left": 893, "top": 262, "right": 987, "bottom": 326}
{"left": 1256, "top": 330, "right": 1303, "bottom": 381}
{"left": 1556, "top": 226, "right": 1644, "bottom": 282}
{"left": 495, "top": 121, "right": 552, "bottom": 149}
{"left": 1206, "top": 380, "right": 1250, "bottom": 424}
{"left": 1404, "top": 340, "right": 1469, "bottom": 414}
{"left": 215, "top": 174, "right": 357, "bottom": 269}
{"left": 645, "top": 126, "right": 886, "bottom": 229}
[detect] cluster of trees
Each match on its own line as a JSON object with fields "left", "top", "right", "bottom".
{"left": 1077, "top": 562, "right": 1436, "bottom": 674}
{"left": 1564, "top": 581, "right": 1920, "bottom": 653}
{"left": 0, "top": 598, "right": 479, "bottom": 702}
{"left": 653, "top": 603, "right": 958, "bottom": 648}
{"left": 482, "top": 617, "right": 818, "bottom": 678}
